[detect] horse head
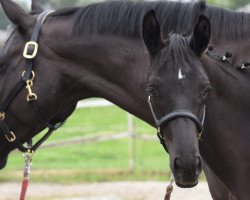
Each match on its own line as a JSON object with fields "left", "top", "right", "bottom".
{"left": 142, "top": 11, "right": 211, "bottom": 188}
{"left": 0, "top": 0, "right": 77, "bottom": 169}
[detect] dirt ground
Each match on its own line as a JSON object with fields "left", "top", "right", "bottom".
{"left": 1, "top": 181, "right": 212, "bottom": 200}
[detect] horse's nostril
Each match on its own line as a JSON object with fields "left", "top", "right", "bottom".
{"left": 174, "top": 158, "right": 181, "bottom": 172}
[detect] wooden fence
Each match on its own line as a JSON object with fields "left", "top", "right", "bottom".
{"left": 40, "top": 99, "right": 157, "bottom": 172}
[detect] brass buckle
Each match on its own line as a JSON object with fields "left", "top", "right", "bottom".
{"left": 0, "top": 112, "right": 5, "bottom": 120}
{"left": 23, "top": 41, "right": 38, "bottom": 59}
{"left": 5, "top": 132, "right": 16, "bottom": 142}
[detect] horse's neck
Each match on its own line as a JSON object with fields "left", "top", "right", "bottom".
{"left": 55, "top": 34, "right": 154, "bottom": 125}
{"left": 201, "top": 56, "right": 250, "bottom": 189}
{"left": 204, "top": 54, "right": 250, "bottom": 112}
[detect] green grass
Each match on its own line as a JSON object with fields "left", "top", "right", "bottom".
{"left": 0, "top": 104, "right": 203, "bottom": 183}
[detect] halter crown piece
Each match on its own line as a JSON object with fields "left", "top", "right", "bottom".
{"left": 0, "top": 10, "right": 67, "bottom": 153}
{"left": 148, "top": 95, "right": 206, "bottom": 153}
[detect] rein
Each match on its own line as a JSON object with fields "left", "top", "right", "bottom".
{"left": 0, "top": 10, "right": 67, "bottom": 153}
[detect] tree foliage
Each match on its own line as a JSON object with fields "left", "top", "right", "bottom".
{"left": 207, "top": 0, "right": 249, "bottom": 9}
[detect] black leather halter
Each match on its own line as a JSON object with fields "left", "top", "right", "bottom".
{"left": 148, "top": 96, "right": 206, "bottom": 153}
{"left": 0, "top": 11, "right": 67, "bottom": 153}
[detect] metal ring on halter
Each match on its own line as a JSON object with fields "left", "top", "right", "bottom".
{"left": 5, "top": 131, "right": 16, "bottom": 142}
{"left": 0, "top": 112, "right": 5, "bottom": 120}
{"left": 22, "top": 71, "right": 35, "bottom": 82}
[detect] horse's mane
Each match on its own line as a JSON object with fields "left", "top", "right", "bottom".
{"left": 205, "top": 5, "right": 250, "bottom": 40}
{"left": 52, "top": 1, "right": 205, "bottom": 39}
{"left": 51, "top": 1, "right": 250, "bottom": 41}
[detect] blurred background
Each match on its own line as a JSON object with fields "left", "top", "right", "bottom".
{"left": 0, "top": 0, "right": 249, "bottom": 199}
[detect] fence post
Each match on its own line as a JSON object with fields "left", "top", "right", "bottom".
{"left": 128, "top": 113, "right": 136, "bottom": 173}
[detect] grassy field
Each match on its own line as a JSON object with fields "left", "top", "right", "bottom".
{"left": 0, "top": 103, "right": 181, "bottom": 183}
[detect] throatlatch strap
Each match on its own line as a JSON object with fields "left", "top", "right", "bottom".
{"left": 15, "top": 98, "right": 66, "bottom": 153}
{"left": 29, "top": 100, "right": 55, "bottom": 129}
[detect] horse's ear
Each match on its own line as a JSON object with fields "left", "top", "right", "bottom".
{"left": 190, "top": 15, "right": 211, "bottom": 57}
{"left": 31, "top": 0, "right": 44, "bottom": 14}
{"left": 0, "top": 0, "right": 34, "bottom": 29}
{"left": 142, "top": 10, "right": 163, "bottom": 55}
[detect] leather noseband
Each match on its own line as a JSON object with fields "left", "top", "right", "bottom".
{"left": 148, "top": 96, "right": 206, "bottom": 153}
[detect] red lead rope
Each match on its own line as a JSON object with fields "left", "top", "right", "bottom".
{"left": 19, "top": 179, "right": 29, "bottom": 200}
{"left": 19, "top": 153, "right": 33, "bottom": 200}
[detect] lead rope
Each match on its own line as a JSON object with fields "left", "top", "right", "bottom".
{"left": 19, "top": 149, "right": 33, "bottom": 200}
{"left": 164, "top": 174, "right": 175, "bottom": 200}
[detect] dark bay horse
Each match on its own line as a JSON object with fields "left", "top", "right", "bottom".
{"left": 142, "top": 10, "right": 250, "bottom": 200}
{"left": 0, "top": 0, "right": 250, "bottom": 199}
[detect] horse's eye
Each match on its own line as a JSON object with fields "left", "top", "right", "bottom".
{"left": 202, "top": 84, "right": 211, "bottom": 99}
{"left": 148, "top": 87, "right": 158, "bottom": 100}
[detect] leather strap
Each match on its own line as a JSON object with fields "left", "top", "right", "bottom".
{"left": 148, "top": 97, "right": 205, "bottom": 153}
{"left": 0, "top": 11, "right": 53, "bottom": 112}
{"left": 0, "top": 80, "right": 25, "bottom": 112}
{"left": 156, "top": 110, "right": 203, "bottom": 133}
{"left": 157, "top": 132, "right": 169, "bottom": 153}
{"left": 0, "top": 10, "right": 68, "bottom": 153}
{"left": 23, "top": 10, "right": 53, "bottom": 81}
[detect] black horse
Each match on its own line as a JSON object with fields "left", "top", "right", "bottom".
{"left": 0, "top": 0, "right": 250, "bottom": 199}
{"left": 0, "top": 0, "right": 206, "bottom": 169}
{"left": 142, "top": 10, "right": 250, "bottom": 200}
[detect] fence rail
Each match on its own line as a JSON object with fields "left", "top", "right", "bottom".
{"left": 40, "top": 99, "right": 156, "bottom": 172}
{"left": 41, "top": 132, "right": 157, "bottom": 149}
{"left": 42, "top": 132, "right": 130, "bottom": 148}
